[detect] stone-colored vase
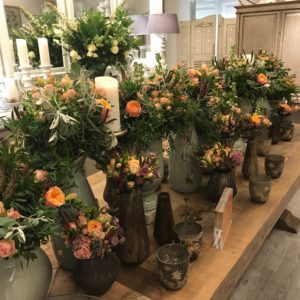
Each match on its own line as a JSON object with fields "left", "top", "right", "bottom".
{"left": 0, "top": 248, "right": 52, "bottom": 300}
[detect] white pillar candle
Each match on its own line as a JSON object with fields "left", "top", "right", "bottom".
{"left": 3, "top": 78, "right": 20, "bottom": 102}
{"left": 9, "top": 39, "right": 16, "bottom": 65}
{"left": 38, "top": 38, "right": 51, "bottom": 66}
{"left": 95, "top": 76, "right": 121, "bottom": 133}
{"left": 16, "top": 39, "right": 30, "bottom": 67}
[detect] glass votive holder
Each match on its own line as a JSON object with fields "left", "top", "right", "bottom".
{"left": 174, "top": 221, "right": 203, "bottom": 262}
{"left": 249, "top": 175, "right": 272, "bottom": 204}
{"left": 157, "top": 244, "right": 190, "bottom": 290}
{"left": 265, "top": 154, "right": 285, "bottom": 179}
{"left": 256, "top": 138, "right": 272, "bottom": 157}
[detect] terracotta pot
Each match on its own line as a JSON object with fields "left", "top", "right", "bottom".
{"left": 74, "top": 252, "right": 120, "bottom": 295}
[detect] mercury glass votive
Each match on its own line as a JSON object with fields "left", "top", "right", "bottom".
{"left": 249, "top": 175, "right": 272, "bottom": 204}
{"left": 256, "top": 138, "right": 272, "bottom": 157}
{"left": 157, "top": 244, "right": 190, "bottom": 290}
{"left": 174, "top": 221, "right": 203, "bottom": 262}
{"left": 265, "top": 154, "right": 285, "bottom": 179}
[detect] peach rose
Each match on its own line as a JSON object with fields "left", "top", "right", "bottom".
{"left": 180, "top": 95, "right": 188, "bottom": 102}
{"left": 257, "top": 73, "right": 268, "bottom": 85}
{"left": 61, "top": 75, "right": 73, "bottom": 88}
{"left": 160, "top": 97, "right": 171, "bottom": 105}
{"left": 0, "top": 202, "right": 5, "bottom": 216}
{"left": 0, "top": 240, "right": 16, "bottom": 258}
{"left": 34, "top": 170, "right": 48, "bottom": 182}
{"left": 87, "top": 220, "right": 102, "bottom": 235}
{"left": 73, "top": 244, "right": 92, "bottom": 259}
{"left": 95, "top": 87, "right": 107, "bottom": 97}
{"left": 44, "top": 84, "right": 54, "bottom": 95}
{"left": 68, "top": 222, "right": 77, "bottom": 230}
{"left": 61, "top": 89, "right": 76, "bottom": 102}
{"left": 6, "top": 208, "right": 21, "bottom": 220}
{"left": 126, "top": 100, "right": 142, "bottom": 117}
{"left": 45, "top": 186, "right": 65, "bottom": 207}
{"left": 127, "top": 159, "right": 140, "bottom": 174}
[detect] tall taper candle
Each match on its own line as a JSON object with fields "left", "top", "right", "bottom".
{"left": 16, "top": 39, "right": 30, "bottom": 67}
{"left": 38, "top": 38, "right": 51, "bottom": 66}
{"left": 9, "top": 39, "right": 16, "bottom": 64}
{"left": 95, "top": 76, "right": 121, "bottom": 132}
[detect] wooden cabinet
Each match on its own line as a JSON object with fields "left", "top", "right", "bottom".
{"left": 236, "top": 1, "right": 300, "bottom": 83}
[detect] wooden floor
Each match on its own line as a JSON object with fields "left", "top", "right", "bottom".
{"left": 229, "top": 187, "right": 300, "bottom": 300}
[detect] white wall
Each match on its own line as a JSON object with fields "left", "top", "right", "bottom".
{"left": 127, "top": 0, "right": 149, "bottom": 14}
{"left": 4, "top": 0, "right": 43, "bottom": 24}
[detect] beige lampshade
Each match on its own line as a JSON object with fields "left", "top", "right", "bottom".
{"left": 146, "top": 13, "right": 180, "bottom": 34}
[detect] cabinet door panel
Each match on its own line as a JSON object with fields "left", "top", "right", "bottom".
{"left": 280, "top": 11, "right": 300, "bottom": 84}
{"left": 239, "top": 12, "right": 280, "bottom": 54}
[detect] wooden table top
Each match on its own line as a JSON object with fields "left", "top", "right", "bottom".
{"left": 87, "top": 125, "right": 300, "bottom": 300}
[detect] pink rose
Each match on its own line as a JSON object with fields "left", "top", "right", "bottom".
{"left": 73, "top": 244, "right": 92, "bottom": 259}
{"left": 78, "top": 215, "right": 87, "bottom": 227}
{"left": 34, "top": 170, "right": 48, "bottom": 182}
{"left": 0, "top": 240, "right": 16, "bottom": 258}
{"left": 6, "top": 208, "right": 21, "bottom": 220}
{"left": 68, "top": 222, "right": 77, "bottom": 230}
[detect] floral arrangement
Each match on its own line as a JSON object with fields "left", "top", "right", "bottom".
{"left": 61, "top": 8, "right": 140, "bottom": 76}
{"left": 13, "top": 4, "right": 63, "bottom": 67}
{"left": 5, "top": 73, "right": 111, "bottom": 171}
{"left": 278, "top": 101, "right": 297, "bottom": 116}
{"left": 105, "top": 149, "right": 159, "bottom": 192}
{"left": 239, "top": 112, "right": 272, "bottom": 140}
{"left": 198, "top": 143, "right": 243, "bottom": 172}
{"left": 119, "top": 63, "right": 166, "bottom": 151}
{"left": 0, "top": 146, "right": 55, "bottom": 262}
{"left": 255, "top": 50, "right": 298, "bottom": 101}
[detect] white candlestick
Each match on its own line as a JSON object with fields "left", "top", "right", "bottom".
{"left": 16, "top": 39, "right": 30, "bottom": 67}
{"left": 95, "top": 76, "right": 121, "bottom": 133}
{"left": 3, "top": 78, "right": 20, "bottom": 102}
{"left": 9, "top": 39, "right": 16, "bottom": 64}
{"left": 38, "top": 38, "right": 51, "bottom": 66}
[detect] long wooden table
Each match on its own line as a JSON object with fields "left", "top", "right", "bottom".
{"left": 85, "top": 125, "right": 300, "bottom": 300}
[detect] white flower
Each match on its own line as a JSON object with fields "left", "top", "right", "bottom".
{"left": 111, "top": 46, "right": 119, "bottom": 54}
{"left": 70, "top": 50, "right": 81, "bottom": 61}
{"left": 87, "top": 51, "right": 94, "bottom": 57}
{"left": 53, "top": 28, "right": 62, "bottom": 36}
{"left": 264, "top": 83, "right": 270, "bottom": 88}
{"left": 93, "top": 53, "right": 98, "bottom": 58}
{"left": 87, "top": 44, "right": 97, "bottom": 52}
{"left": 28, "top": 51, "right": 36, "bottom": 59}
{"left": 112, "top": 40, "right": 118, "bottom": 46}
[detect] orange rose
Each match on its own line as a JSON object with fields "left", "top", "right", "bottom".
{"left": 96, "top": 98, "right": 112, "bottom": 110}
{"left": 87, "top": 220, "right": 102, "bottom": 235}
{"left": 181, "top": 95, "right": 188, "bottom": 102}
{"left": 257, "top": 73, "right": 268, "bottom": 85}
{"left": 160, "top": 97, "right": 171, "bottom": 105}
{"left": 45, "top": 186, "right": 65, "bottom": 207}
{"left": 251, "top": 115, "right": 261, "bottom": 127}
{"left": 126, "top": 100, "right": 142, "bottom": 117}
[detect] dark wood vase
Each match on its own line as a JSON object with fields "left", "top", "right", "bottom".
{"left": 153, "top": 192, "right": 175, "bottom": 246}
{"left": 117, "top": 190, "right": 150, "bottom": 264}
{"left": 242, "top": 140, "right": 258, "bottom": 179}
{"left": 74, "top": 252, "right": 120, "bottom": 295}
{"left": 103, "top": 177, "right": 120, "bottom": 216}
{"left": 206, "top": 169, "right": 237, "bottom": 203}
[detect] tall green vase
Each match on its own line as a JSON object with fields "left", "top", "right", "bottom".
{"left": 52, "top": 155, "right": 97, "bottom": 271}
{"left": 0, "top": 248, "right": 52, "bottom": 300}
{"left": 169, "top": 126, "right": 202, "bottom": 193}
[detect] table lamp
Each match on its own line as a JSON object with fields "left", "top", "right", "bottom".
{"left": 146, "top": 13, "right": 180, "bottom": 62}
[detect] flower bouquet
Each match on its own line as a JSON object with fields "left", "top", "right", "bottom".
{"left": 198, "top": 143, "right": 243, "bottom": 202}
{"left": 61, "top": 7, "right": 140, "bottom": 76}
{"left": 0, "top": 146, "right": 55, "bottom": 299}
{"left": 56, "top": 198, "right": 124, "bottom": 295}
{"left": 5, "top": 73, "right": 112, "bottom": 174}
{"left": 104, "top": 149, "right": 159, "bottom": 264}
